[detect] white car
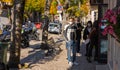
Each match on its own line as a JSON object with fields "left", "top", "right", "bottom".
{"left": 48, "top": 22, "right": 62, "bottom": 34}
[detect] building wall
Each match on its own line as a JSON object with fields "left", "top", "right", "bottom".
{"left": 90, "top": 6, "right": 98, "bottom": 23}
{"left": 104, "top": 0, "right": 108, "bottom": 4}
{"left": 89, "top": 0, "right": 109, "bottom": 23}
{"left": 89, "top": 0, "right": 113, "bottom": 23}
{"left": 108, "top": 0, "right": 117, "bottom": 9}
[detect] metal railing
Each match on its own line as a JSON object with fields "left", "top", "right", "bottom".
{"left": 108, "top": 34, "right": 120, "bottom": 70}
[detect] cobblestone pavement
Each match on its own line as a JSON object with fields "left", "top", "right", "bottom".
{"left": 19, "top": 34, "right": 96, "bottom": 70}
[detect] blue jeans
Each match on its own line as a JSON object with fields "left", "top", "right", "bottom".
{"left": 67, "top": 40, "right": 77, "bottom": 62}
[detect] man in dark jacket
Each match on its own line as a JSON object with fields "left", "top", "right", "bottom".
{"left": 75, "top": 18, "right": 83, "bottom": 53}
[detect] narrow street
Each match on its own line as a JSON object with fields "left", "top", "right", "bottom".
{"left": 20, "top": 33, "right": 96, "bottom": 70}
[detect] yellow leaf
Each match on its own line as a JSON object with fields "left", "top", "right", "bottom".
{"left": 1, "top": 0, "right": 13, "bottom": 3}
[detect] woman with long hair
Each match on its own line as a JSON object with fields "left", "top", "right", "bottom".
{"left": 83, "top": 21, "right": 92, "bottom": 57}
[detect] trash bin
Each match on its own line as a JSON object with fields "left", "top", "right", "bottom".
{"left": 0, "top": 42, "right": 9, "bottom": 65}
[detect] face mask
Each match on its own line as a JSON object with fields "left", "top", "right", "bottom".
{"left": 101, "top": 25, "right": 106, "bottom": 29}
{"left": 69, "top": 22, "right": 73, "bottom": 24}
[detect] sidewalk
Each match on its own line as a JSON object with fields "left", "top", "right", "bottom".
{"left": 96, "top": 64, "right": 109, "bottom": 70}
{"left": 69, "top": 42, "right": 96, "bottom": 70}
{"left": 9, "top": 34, "right": 108, "bottom": 70}
{"left": 19, "top": 34, "right": 97, "bottom": 70}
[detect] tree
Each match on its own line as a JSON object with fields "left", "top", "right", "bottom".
{"left": 25, "top": 0, "right": 45, "bottom": 13}
{"left": 59, "top": 0, "right": 65, "bottom": 5}
{"left": 66, "top": 0, "right": 89, "bottom": 17}
{"left": 8, "top": 0, "right": 25, "bottom": 68}
{"left": 79, "top": 3, "right": 89, "bottom": 17}
{"left": 80, "top": 0, "right": 88, "bottom": 4}
{"left": 49, "top": 0, "right": 58, "bottom": 15}
{"left": 1, "top": 0, "right": 13, "bottom": 3}
{"left": 49, "top": 0, "right": 58, "bottom": 21}
{"left": 24, "top": 0, "right": 46, "bottom": 22}
{"left": 0, "top": 0, "right": 24, "bottom": 68}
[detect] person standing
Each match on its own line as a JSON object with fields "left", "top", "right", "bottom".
{"left": 63, "top": 21, "right": 69, "bottom": 49}
{"left": 64, "top": 18, "right": 78, "bottom": 67}
{"left": 83, "top": 21, "right": 92, "bottom": 56}
{"left": 87, "top": 20, "right": 99, "bottom": 62}
{"left": 75, "top": 18, "right": 83, "bottom": 53}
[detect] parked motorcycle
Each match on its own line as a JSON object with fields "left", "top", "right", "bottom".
{"left": 21, "top": 25, "right": 31, "bottom": 48}
{"left": 28, "top": 22, "right": 40, "bottom": 41}
{"left": 0, "top": 25, "right": 11, "bottom": 42}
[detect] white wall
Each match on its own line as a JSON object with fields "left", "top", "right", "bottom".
{"left": 91, "top": 11, "right": 94, "bottom": 23}
{"left": 90, "top": 6, "right": 98, "bottom": 23}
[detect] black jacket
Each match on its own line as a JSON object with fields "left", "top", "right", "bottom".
{"left": 75, "top": 23, "right": 83, "bottom": 39}
{"left": 83, "top": 27, "right": 91, "bottom": 40}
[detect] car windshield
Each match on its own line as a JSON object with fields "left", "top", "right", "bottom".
{"left": 49, "top": 23, "right": 59, "bottom": 27}
{"left": 54, "top": 25, "right": 58, "bottom": 27}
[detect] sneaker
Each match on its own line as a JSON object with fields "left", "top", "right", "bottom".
{"left": 68, "top": 62, "right": 73, "bottom": 67}
{"left": 73, "top": 62, "right": 79, "bottom": 65}
{"left": 77, "top": 53, "right": 82, "bottom": 57}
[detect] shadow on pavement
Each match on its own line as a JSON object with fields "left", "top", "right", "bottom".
{"left": 20, "top": 41, "right": 62, "bottom": 68}
{"left": 68, "top": 56, "right": 96, "bottom": 70}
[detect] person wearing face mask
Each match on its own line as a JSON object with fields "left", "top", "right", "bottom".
{"left": 100, "top": 24, "right": 106, "bottom": 30}
{"left": 83, "top": 21, "right": 92, "bottom": 57}
{"left": 100, "top": 20, "right": 107, "bottom": 30}
{"left": 64, "top": 18, "right": 78, "bottom": 67}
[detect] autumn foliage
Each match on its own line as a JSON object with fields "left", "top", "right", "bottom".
{"left": 49, "top": 0, "right": 58, "bottom": 15}
{"left": 25, "top": 0, "right": 45, "bottom": 13}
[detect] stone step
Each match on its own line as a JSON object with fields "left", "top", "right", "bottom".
{"left": 96, "top": 64, "right": 110, "bottom": 70}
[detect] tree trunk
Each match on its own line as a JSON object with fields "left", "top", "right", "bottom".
{"left": 52, "top": 14, "right": 54, "bottom": 22}
{"left": 8, "top": 0, "right": 25, "bottom": 68}
{"left": 33, "top": 11, "right": 37, "bottom": 22}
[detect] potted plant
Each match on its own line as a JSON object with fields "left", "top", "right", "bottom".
{"left": 99, "top": 7, "right": 120, "bottom": 41}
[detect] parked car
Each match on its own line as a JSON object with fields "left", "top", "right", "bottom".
{"left": 48, "top": 22, "right": 62, "bottom": 34}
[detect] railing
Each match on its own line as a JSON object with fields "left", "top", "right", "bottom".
{"left": 108, "top": 34, "right": 120, "bottom": 70}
